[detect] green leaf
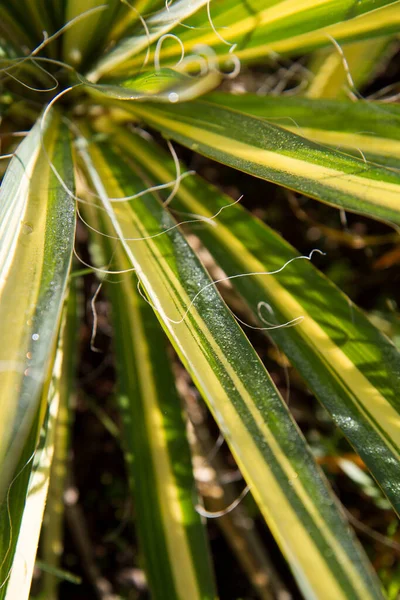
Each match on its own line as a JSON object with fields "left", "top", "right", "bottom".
{"left": 0, "top": 111, "right": 75, "bottom": 501}
{"left": 9, "top": 0, "right": 55, "bottom": 45}
{"left": 82, "top": 67, "right": 220, "bottom": 102}
{"left": 62, "top": 0, "right": 120, "bottom": 69}
{"left": 207, "top": 92, "right": 400, "bottom": 170}
{"left": 114, "top": 127, "right": 400, "bottom": 515}
{"left": 3, "top": 287, "right": 77, "bottom": 600}
{"left": 76, "top": 131, "right": 384, "bottom": 600}
{"left": 98, "top": 244, "right": 217, "bottom": 600}
{"left": 103, "top": 0, "right": 400, "bottom": 76}
{"left": 86, "top": 0, "right": 210, "bottom": 81}
{"left": 107, "top": 0, "right": 165, "bottom": 42}
{"left": 0, "top": 6, "right": 35, "bottom": 53}
{"left": 115, "top": 97, "right": 400, "bottom": 224}
{"left": 305, "top": 36, "right": 397, "bottom": 99}
{"left": 40, "top": 282, "right": 78, "bottom": 600}
{"left": 0, "top": 399, "right": 43, "bottom": 598}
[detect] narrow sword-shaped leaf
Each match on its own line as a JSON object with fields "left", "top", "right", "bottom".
{"left": 4, "top": 288, "right": 77, "bottom": 600}
{"left": 86, "top": 0, "right": 210, "bottom": 81}
{"left": 41, "top": 282, "right": 77, "bottom": 600}
{"left": 0, "top": 111, "right": 76, "bottom": 500}
{"left": 76, "top": 132, "right": 384, "bottom": 600}
{"left": 98, "top": 244, "right": 216, "bottom": 600}
{"left": 113, "top": 0, "right": 400, "bottom": 76}
{"left": 83, "top": 67, "right": 220, "bottom": 103}
{"left": 0, "top": 394, "right": 44, "bottom": 598}
{"left": 305, "top": 37, "right": 397, "bottom": 99}
{"left": 0, "top": 6, "right": 34, "bottom": 55}
{"left": 115, "top": 129, "right": 400, "bottom": 514}
{"left": 206, "top": 92, "right": 400, "bottom": 170}
{"left": 116, "top": 99, "right": 400, "bottom": 224}
{"left": 107, "top": 0, "right": 165, "bottom": 43}
{"left": 11, "top": 0, "right": 55, "bottom": 46}
{"left": 62, "top": 0, "right": 120, "bottom": 69}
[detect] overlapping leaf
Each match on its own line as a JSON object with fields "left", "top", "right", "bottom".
{"left": 87, "top": 0, "right": 210, "bottom": 81}
{"left": 75, "top": 130, "right": 384, "bottom": 600}
{"left": 95, "top": 240, "right": 217, "bottom": 600}
{"left": 111, "top": 126, "right": 400, "bottom": 513}
{"left": 208, "top": 92, "right": 400, "bottom": 170}
{"left": 91, "top": 0, "right": 400, "bottom": 78}
{"left": 306, "top": 37, "right": 397, "bottom": 99}
{"left": 83, "top": 67, "right": 220, "bottom": 102}
{"left": 0, "top": 110, "right": 75, "bottom": 499}
{"left": 117, "top": 97, "right": 400, "bottom": 224}
{"left": 63, "top": 0, "right": 120, "bottom": 69}
{"left": 3, "top": 289, "right": 76, "bottom": 600}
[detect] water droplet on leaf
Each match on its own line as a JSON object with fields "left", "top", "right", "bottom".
{"left": 168, "top": 92, "right": 179, "bottom": 103}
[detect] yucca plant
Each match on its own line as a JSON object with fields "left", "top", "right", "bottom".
{"left": 1, "top": 0, "right": 400, "bottom": 598}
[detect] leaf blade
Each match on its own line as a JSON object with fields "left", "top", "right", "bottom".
{"left": 112, "top": 128, "right": 400, "bottom": 514}
{"left": 116, "top": 98, "right": 400, "bottom": 224}
{"left": 109, "top": 0, "right": 400, "bottom": 75}
{"left": 103, "top": 253, "right": 217, "bottom": 600}
{"left": 4, "top": 286, "right": 77, "bottom": 600}
{"left": 207, "top": 92, "right": 400, "bottom": 170}
{"left": 0, "top": 111, "right": 75, "bottom": 499}
{"left": 77, "top": 132, "right": 384, "bottom": 600}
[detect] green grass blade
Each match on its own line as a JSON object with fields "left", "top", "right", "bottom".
{"left": 3, "top": 286, "right": 77, "bottom": 600}
{"left": 116, "top": 98, "right": 400, "bottom": 225}
{"left": 0, "top": 111, "right": 75, "bottom": 501}
{"left": 97, "top": 248, "right": 216, "bottom": 600}
{"left": 76, "top": 132, "right": 385, "bottom": 600}
{"left": 114, "top": 129, "right": 400, "bottom": 515}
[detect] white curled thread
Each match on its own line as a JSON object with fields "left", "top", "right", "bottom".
{"left": 178, "top": 54, "right": 209, "bottom": 77}
{"left": 1, "top": 58, "right": 60, "bottom": 93}
{"left": 206, "top": 0, "right": 240, "bottom": 79}
{"left": 73, "top": 246, "right": 136, "bottom": 275}
{"left": 41, "top": 101, "right": 192, "bottom": 211}
{"left": 40, "top": 96, "right": 221, "bottom": 278}
{"left": 83, "top": 171, "right": 195, "bottom": 204}
{"left": 327, "top": 35, "right": 358, "bottom": 101}
{"left": 0, "top": 451, "right": 36, "bottom": 589}
{"left": 326, "top": 35, "right": 400, "bottom": 127}
{"left": 206, "top": 0, "right": 236, "bottom": 52}
{"left": 163, "top": 140, "right": 181, "bottom": 206}
{"left": 196, "top": 484, "right": 251, "bottom": 519}
{"left": 137, "top": 250, "right": 325, "bottom": 326}
{"left": 192, "top": 44, "right": 219, "bottom": 73}
{"left": 90, "top": 281, "right": 104, "bottom": 353}
{"left": 230, "top": 302, "right": 303, "bottom": 332}
{"left": 194, "top": 433, "right": 250, "bottom": 519}
{"left": 154, "top": 3, "right": 242, "bottom": 79}
{"left": 154, "top": 33, "right": 185, "bottom": 72}
{"left": 76, "top": 196, "right": 243, "bottom": 243}
{"left": 0, "top": 5, "right": 107, "bottom": 76}
{"left": 120, "top": 0, "right": 151, "bottom": 70}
